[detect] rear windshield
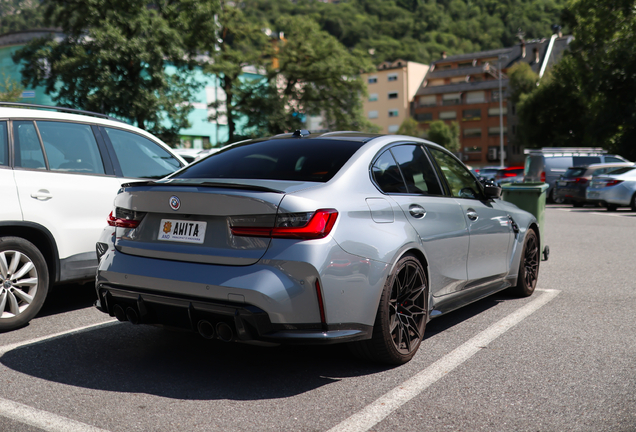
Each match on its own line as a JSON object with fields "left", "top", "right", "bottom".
{"left": 607, "top": 166, "right": 635, "bottom": 176}
{"left": 173, "top": 138, "right": 365, "bottom": 182}
{"left": 564, "top": 167, "right": 587, "bottom": 177}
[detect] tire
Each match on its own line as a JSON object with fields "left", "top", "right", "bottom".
{"left": 509, "top": 229, "right": 539, "bottom": 297}
{"left": 572, "top": 202, "right": 584, "bottom": 208}
{"left": 631, "top": 194, "right": 636, "bottom": 212}
{"left": 551, "top": 188, "right": 565, "bottom": 204}
{"left": 349, "top": 254, "right": 428, "bottom": 365}
{"left": 607, "top": 204, "right": 618, "bottom": 212}
{"left": 0, "top": 237, "right": 49, "bottom": 332}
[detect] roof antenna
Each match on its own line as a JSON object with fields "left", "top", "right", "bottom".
{"left": 292, "top": 129, "right": 310, "bottom": 137}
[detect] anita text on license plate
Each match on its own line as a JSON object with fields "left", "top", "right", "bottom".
{"left": 158, "top": 219, "right": 207, "bottom": 244}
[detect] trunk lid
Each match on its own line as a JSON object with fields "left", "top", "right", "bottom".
{"left": 112, "top": 181, "right": 313, "bottom": 265}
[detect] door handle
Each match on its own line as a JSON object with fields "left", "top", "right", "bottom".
{"left": 466, "top": 208, "right": 478, "bottom": 221}
{"left": 31, "top": 190, "right": 53, "bottom": 201}
{"left": 409, "top": 204, "right": 426, "bottom": 218}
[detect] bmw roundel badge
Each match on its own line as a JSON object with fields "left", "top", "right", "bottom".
{"left": 169, "top": 196, "right": 181, "bottom": 211}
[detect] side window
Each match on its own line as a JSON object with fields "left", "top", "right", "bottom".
{"left": 573, "top": 156, "right": 601, "bottom": 165}
{"left": 604, "top": 156, "right": 625, "bottom": 163}
{"left": 372, "top": 150, "right": 407, "bottom": 193}
{"left": 36, "top": 121, "right": 105, "bottom": 174}
{"left": 0, "top": 121, "right": 7, "bottom": 166}
{"left": 390, "top": 145, "right": 442, "bottom": 195}
{"left": 105, "top": 128, "right": 181, "bottom": 179}
{"left": 14, "top": 121, "right": 46, "bottom": 169}
{"left": 428, "top": 147, "right": 482, "bottom": 199}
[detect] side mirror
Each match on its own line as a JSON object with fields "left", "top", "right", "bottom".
{"left": 483, "top": 183, "right": 502, "bottom": 199}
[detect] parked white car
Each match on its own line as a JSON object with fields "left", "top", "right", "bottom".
{"left": 0, "top": 103, "right": 186, "bottom": 331}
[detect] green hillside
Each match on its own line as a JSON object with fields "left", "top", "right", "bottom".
{"left": 2, "top": 0, "right": 566, "bottom": 64}
{"left": 242, "top": 0, "right": 566, "bottom": 63}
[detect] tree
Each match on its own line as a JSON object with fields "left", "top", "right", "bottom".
{"left": 397, "top": 117, "right": 423, "bottom": 138}
{"left": 517, "top": 0, "right": 636, "bottom": 160}
{"left": 231, "top": 14, "right": 376, "bottom": 138}
{"left": 202, "top": 2, "right": 271, "bottom": 143}
{"left": 0, "top": 0, "right": 47, "bottom": 33}
{"left": 507, "top": 62, "right": 538, "bottom": 104}
{"left": 425, "top": 120, "right": 460, "bottom": 153}
{"left": 12, "top": 0, "right": 219, "bottom": 145}
{"left": 0, "top": 72, "right": 24, "bottom": 102}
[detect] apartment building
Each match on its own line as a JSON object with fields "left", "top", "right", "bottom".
{"left": 362, "top": 59, "right": 429, "bottom": 134}
{"left": 413, "top": 34, "right": 572, "bottom": 166}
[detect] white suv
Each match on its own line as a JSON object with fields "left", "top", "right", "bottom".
{"left": 0, "top": 103, "right": 185, "bottom": 331}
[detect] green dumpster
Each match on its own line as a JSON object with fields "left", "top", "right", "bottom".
{"left": 500, "top": 182, "right": 549, "bottom": 260}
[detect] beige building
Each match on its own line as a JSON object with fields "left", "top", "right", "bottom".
{"left": 362, "top": 60, "right": 429, "bottom": 133}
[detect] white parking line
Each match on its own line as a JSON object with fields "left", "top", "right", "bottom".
{"left": 0, "top": 398, "right": 111, "bottom": 432}
{"left": 0, "top": 320, "right": 118, "bottom": 356}
{"left": 0, "top": 320, "right": 118, "bottom": 431}
{"left": 555, "top": 208, "right": 635, "bottom": 217}
{"left": 328, "top": 288, "right": 561, "bottom": 432}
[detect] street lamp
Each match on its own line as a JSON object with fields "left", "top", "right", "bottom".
{"left": 498, "top": 54, "right": 508, "bottom": 169}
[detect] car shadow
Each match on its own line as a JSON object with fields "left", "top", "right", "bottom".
{"left": 1, "top": 291, "right": 518, "bottom": 401}
{"left": 37, "top": 282, "right": 98, "bottom": 318}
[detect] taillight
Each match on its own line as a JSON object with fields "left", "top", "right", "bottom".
{"left": 540, "top": 171, "right": 546, "bottom": 182}
{"left": 502, "top": 172, "right": 517, "bottom": 178}
{"left": 604, "top": 180, "right": 623, "bottom": 187}
{"left": 574, "top": 177, "right": 588, "bottom": 184}
{"left": 230, "top": 209, "right": 338, "bottom": 240}
{"left": 107, "top": 208, "right": 146, "bottom": 228}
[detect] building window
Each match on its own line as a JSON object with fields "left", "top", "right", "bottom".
{"left": 388, "top": 109, "right": 399, "bottom": 117}
{"left": 458, "top": 61, "right": 474, "bottom": 68}
{"left": 488, "top": 107, "right": 508, "bottom": 116}
{"left": 368, "top": 76, "right": 377, "bottom": 84}
{"left": 368, "top": 110, "right": 378, "bottom": 119}
{"left": 439, "top": 111, "right": 457, "bottom": 120}
{"left": 462, "top": 109, "right": 481, "bottom": 121}
{"left": 442, "top": 93, "right": 461, "bottom": 105}
{"left": 488, "top": 126, "right": 508, "bottom": 136}
{"left": 388, "top": 125, "right": 399, "bottom": 133}
{"left": 428, "top": 79, "right": 445, "bottom": 87}
{"left": 419, "top": 95, "right": 436, "bottom": 107}
{"left": 369, "top": 93, "right": 378, "bottom": 102}
{"left": 463, "top": 128, "right": 482, "bottom": 138}
{"left": 415, "top": 112, "right": 433, "bottom": 122}
{"left": 388, "top": 73, "right": 398, "bottom": 82}
{"left": 465, "top": 91, "right": 486, "bottom": 104}
{"left": 492, "top": 90, "right": 502, "bottom": 102}
{"left": 437, "top": 64, "right": 452, "bottom": 70}
{"left": 388, "top": 92, "right": 398, "bottom": 99}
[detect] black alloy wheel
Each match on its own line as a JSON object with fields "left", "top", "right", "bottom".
{"left": 350, "top": 254, "right": 428, "bottom": 365}
{"left": 510, "top": 229, "right": 539, "bottom": 297}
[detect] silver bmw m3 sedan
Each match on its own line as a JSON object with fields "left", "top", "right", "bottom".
{"left": 95, "top": 131, "right": 541, "bottom": 364}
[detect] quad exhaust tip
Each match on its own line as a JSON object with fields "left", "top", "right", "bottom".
{"left": 197, "top": 320, "right": 216, "bottom": 339}
{"left": 113, "top": 304, "right": 127, "bottom": 322}
{"left": 126, "top": 307, "right": 140, "bottom": 325}
{"left": 216, "top": 322, "right": 234, "bottom": 342}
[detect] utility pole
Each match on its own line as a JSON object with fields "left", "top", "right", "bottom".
{"left": 497, "top": 54, "right": 508, "bottom": 169}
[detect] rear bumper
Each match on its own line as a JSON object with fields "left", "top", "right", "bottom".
{"left": 96, "top": 285, "right": 371, "bottom": 344}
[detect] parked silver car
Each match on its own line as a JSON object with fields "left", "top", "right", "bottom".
{"left": 586, "top": 166, "right": 636, "bottom": 211}
{"left": 95, "top": 131, "right": 540, "bottom": 364}
{"left": 554, "top": 162, "right": 634, "bottom": 206}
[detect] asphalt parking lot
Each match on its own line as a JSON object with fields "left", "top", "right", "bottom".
{"left": 0, "top": 205, "right": 635, "bottom": 432}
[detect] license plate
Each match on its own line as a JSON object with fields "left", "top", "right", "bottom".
{"left": 587, "top": 191, "right": 600, "bottom": 198}
{"left": 557, "top": 181, "right": 566, "bottom": 187}
{"left": 158, "top": 219, "right": 207, "bottom": 244}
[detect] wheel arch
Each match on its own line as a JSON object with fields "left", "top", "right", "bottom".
{"left": 0, "top": 222, "right": 59, "bottom": 284}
